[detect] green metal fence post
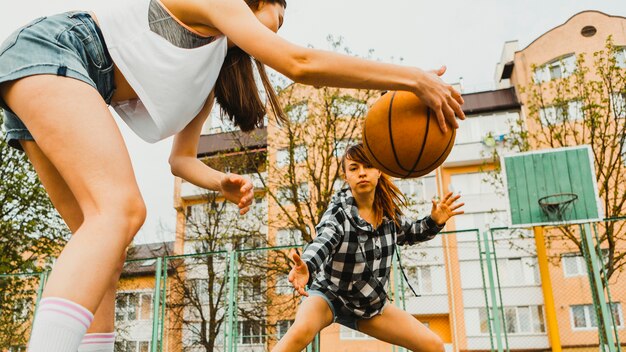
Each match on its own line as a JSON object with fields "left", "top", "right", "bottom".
{"left": 159, "top": 257, "right": 168, "bottom": 352}
{"left": 593, "top": 223, "right": 622, "bottom": 352}
{"left": 581, "top": 223, "right": 616, "bottom": 352}
{"left": 151, "top": 257, "right": 163, "bottom": 352}
{"left": 483, "top": 230, "right": 504, "bottom": 352}
{"left": 225, "top": 250, "right": 238, "bottom": 352}
{"left": 489, "top": 229, "right": 510, "bottom": 352}
{"left": 476, "top": 230, "right": 495, "bottom": 352}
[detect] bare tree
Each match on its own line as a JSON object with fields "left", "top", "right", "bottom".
{"left": 166, "top": 187, "right": 298, "bottom": 351}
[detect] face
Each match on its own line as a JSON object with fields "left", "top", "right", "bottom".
{"left": 253, "top": 1, "right": 285, "bottom": 33}
{"left": 344, "top": 159, "right": 382, "bottom": 196}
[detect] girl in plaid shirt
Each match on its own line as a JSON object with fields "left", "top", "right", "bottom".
{"left": 273, "top": 144, "right": 464, "bottom": 352}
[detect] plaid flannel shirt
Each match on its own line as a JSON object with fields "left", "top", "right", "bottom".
{"left": 301, "top": 188, "right": 443, "bottom": 319}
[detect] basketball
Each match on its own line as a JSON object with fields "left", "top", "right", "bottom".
{"left": 362, "top": 91, "right": 456, "bottom": 178}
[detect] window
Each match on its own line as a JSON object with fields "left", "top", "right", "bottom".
{"left": 533, "top": 54, "right": 577, "bottom": 83}
{"left": 611, "top": 92, "right": 626, "bottom": 119}
{"left": 276, "top": 145, "right": 307, "bottom": 168}
{"left": 394, "top": 175, "right": 437, "bottom": 201}
{"left": 115, "top": 340, "right": 151, "bottom": 352}
{"left": 332, "top": 98, "right": 367, "bottom": 118}
{"left": 498, "top": 257, "right": 540, "bottom": 286}
{"left": 287, "top": 101, "right": 308, "bottom": 123}
{"left": 539, "top": 100, "right": 583, "bottom": 125}
{"left": 277, "top": 183, "right": 309, "bottom": 205}
{"left": 455, "top": 111, "right": 517, "bottom": 145}
{"left": 334, "top": 138, "right": 357, "bottom": 157}
{"left": 615, "top": 47, "right": 626, "bottom": 69}
{"left": 476, "top": 306, "right": 546, "bottom": 334}
{"left": 563, "top": 254, "right": 586, "bottom": 277}
{"left": 404, "top": 265, "right": 447, "bottom": 295}
{"left": 275, "top": 275, "right": 293, "bottom": 295}
{"left": 562, "top": 250, "right": 609, "bottom": 277}
{"left": 340, "top": 325, "right": 373, "bottom": 340}
{"left": 275, "top": 228, "right": 304, "bottom": 246}
{"left": 571, "top": 303, "right": 623, "bottom": 329}
{"left": 238, "top": 320, "right": 266, "bottom": 345}
{"left": 115, "top": 292, "right": 153, "bottom": 322}
{"left": 240, "top": 277, "right": 263, "bottom": 302}
{"left": 207, "top": 107, "right": 237, "bottom": 134}
{"left": 276, "top": 319, "right": 293, "bottom": 338}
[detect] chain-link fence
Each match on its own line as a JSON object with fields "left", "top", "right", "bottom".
{"left": 2, "top": 220, "right": 624, "bottom": 352}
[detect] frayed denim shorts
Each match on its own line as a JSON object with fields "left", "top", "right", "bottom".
{"left": 0, "top": 11, "right": 115, "bottom": 151}
{"left": 308, "top": 289, "right": 362, "bottom": 331}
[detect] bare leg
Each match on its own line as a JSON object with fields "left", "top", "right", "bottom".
{"left": 357, "top": 304, "right": 445, "bottom": 352}
{"left": 1, "top": 75, "right": 146, "bottom": 314}
{"left": 272, "top": 295, "right": 333, "bottom": 352}
{"left": 21, "top": 141, "right": 123, "bottom": 333}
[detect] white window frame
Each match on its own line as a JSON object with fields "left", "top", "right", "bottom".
{"left": 332, "top": 98, "right": 367, "bottom": 119}
{"left": 570, "top": 303, "right": 624, "bottom": 330}
{"left": 615, "top": 46, "right": 626, "bottom": 69}
{"left": 115, "top": 291, "right": 153, "bottom": 322}
{"left": 476, "top": 305, "right": 546, "bottom": 335}
{"left": 611, "top": 92, "right": 626, "bottom": 119}
{"left": 539, "top": 100, "right": 583, "bottom": 125}
{"left": 277, "top": 183, "right": 309, "bottom": 205}
{"left": 276, "top": 319, "right": 294, "bottom": 339}
{"left": 275, "top": 228, "right": 304, "bottom": 246}
{"left": 238, "top": 320, "right": 266, "bottom": 345}
{"left": 533, "top": 54, "right": 577, "bottom": 83}
{"left": 287, "top": 101, "right": 308, "bottom": 124}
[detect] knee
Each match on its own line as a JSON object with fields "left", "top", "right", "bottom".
{"left": 86, "top": 194, "right": 147, "bottom": 241}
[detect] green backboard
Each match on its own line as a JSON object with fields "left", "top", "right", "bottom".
{"left": 502, "top": 145, "right": 604, "bottom": 228}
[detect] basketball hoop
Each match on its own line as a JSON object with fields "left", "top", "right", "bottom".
{"left": 538, "top": 193, "right": 578, "bottom": 222}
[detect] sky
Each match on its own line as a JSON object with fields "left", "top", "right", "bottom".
{"left": 1, "top": 0, "right": 624, "bottom": 244}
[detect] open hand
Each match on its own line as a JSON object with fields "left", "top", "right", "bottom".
{"left": 220, "top": 173, "right": 254, "bottom": 215}
{"left": 288, "top": 249, "right": 309, "bottom": 297}
{"left": 417, "top": 65, "right": 465, "bottom": 133}
{"left": 430, "top": 191, "right": 465, "bottom": 226}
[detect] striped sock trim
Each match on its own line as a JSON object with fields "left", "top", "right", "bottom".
{"left": 78, "top": 332, "right": 116, "bottom": 351}
{"left": 38, "top": 297, "right": 94, "bottom": 329}
{"left": 28, "top": 297, "right": 94, "bottom": 352}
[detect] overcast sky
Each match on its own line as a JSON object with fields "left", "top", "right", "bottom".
{"left": 1, "top": 1, "right": 624, "bottom": 244}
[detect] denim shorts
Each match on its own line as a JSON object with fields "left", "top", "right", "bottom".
{"left": 308, "top": 289, "right": 361, "bottom": 331}
{"left": 0, "top": 11, "right": 115, "bottom": 151}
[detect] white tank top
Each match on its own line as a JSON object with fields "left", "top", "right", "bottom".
{"left": 96, "top": 0, "right": 228, "bottom": 143}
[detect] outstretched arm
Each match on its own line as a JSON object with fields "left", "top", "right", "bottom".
{"left": 397, "top": 192, "right": 464, "bottom": 245}
{"left": 200, "top": 0, "right": 465, "bottom": 132}
{"left": 169, "top": 94, "right": 254, "bottom": 215}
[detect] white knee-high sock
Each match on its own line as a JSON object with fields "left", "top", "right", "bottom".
{"left": 28, "top": 297, "right": 94, "bottom": 352}
{"left": 78, "top": 332, "right": 116, "bottom": 352}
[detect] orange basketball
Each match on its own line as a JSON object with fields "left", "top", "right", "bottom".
{"left": 362, "top": 91, "right": 456, "bottom": 178}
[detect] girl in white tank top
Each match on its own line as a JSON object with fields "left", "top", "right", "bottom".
{"left": 0, "top": 1, "right": 465, "bottom": 351}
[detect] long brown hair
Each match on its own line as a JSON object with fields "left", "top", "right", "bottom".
{"left": 340, "top": 144, "right": 407, "bottom": 226}
{"left": 214, "top": 0, "right": 288, "bottom": 132}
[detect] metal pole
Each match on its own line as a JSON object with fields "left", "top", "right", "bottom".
{"left": 225, "top": 251, "right": 238, "bottom": 352}
{"left": 160, "top": 257, "right": 168, "bottom": 352}
{"left": 476, "top": 230, "right": 495, "bottom": 352}
{"left": 532, "top": 226, "right": 562, "bottom": 352}
{"left": 592, "top": 223, "right": 621, "bottom": 352}
{"left": 581, "top": 223, "right": 616, "bottom": 352}
{"left": 489, "top": 229, "right": 509, "bottom": 352}
{"left": 483, "top": 230, "right": 504, "bottom": 352}
{"left": 151, "top": 257, "right": 163, "bottom": 352}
